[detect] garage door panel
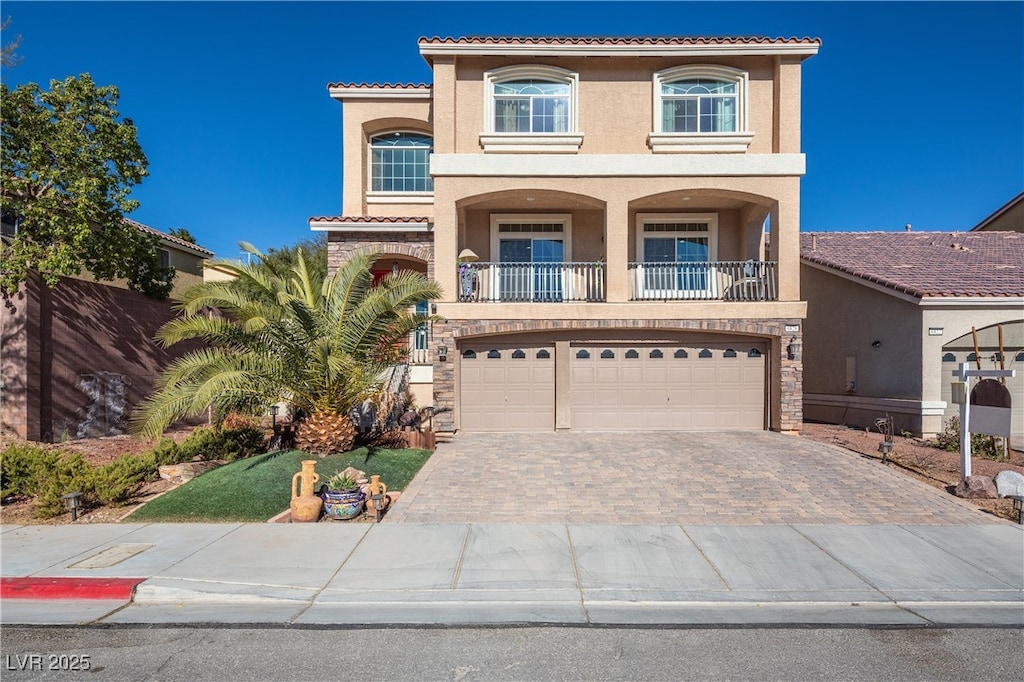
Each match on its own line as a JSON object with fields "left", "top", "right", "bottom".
{"left": 571, "top": 342, "right": 765, "bottom": 431}
{"left": 460, "top": 344, "right": 554, "bottom": 432}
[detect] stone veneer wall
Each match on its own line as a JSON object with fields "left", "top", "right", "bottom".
{"left": 1, "top": 274, "right": 202, "bottom": 441}
{"left": 429, "top": 317, "right": 803, "bottom": 433}
{"left": 327, "top": 233, "right": 435, "bottom": 280}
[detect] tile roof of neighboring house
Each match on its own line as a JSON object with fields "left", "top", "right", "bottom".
{"left": 308, "top": 216, "right": 432, "bottom": 232}
{"left": 125, "top": 218, "right": 213, "bottom": 257}
{"left": 418, "top": 35, "right": 820, "bottom": 47}
{"left": 801, "top": 231, "right": 1024, "bottom": 298}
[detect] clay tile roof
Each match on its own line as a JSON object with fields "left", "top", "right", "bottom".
{"left": 309, "top": 216, "right": 430, "bottom": 224}
{"left": 124, "top": 218, "right": 213, "bottom": 256}
{"left": 325, "top": 82, "right": 431, "bottom": 90}
{"left": 418, "top": 35, "right": 820, "bottom": 46}
{"left": 800, "top": 231, "right": 1024, "bottom": 298}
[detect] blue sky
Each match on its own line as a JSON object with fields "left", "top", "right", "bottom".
{"left": 3, "top": 1, "right": 1022, "bottom": 261}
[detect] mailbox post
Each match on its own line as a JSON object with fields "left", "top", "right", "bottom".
{"left": 951, "top": 362, "right": 1015, "bottom": 480}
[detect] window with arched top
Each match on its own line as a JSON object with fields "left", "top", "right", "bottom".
{"left": 487, "top": 350, "right": 501, "bottom": 359}
{"left": 724, "top": 349, "right": 737, "bottom": 358}
{"left": 511, "top": 349, "right": 526, "bottom": 359}
{"left": 650, "top": 65, "right": 752, "bottom": 153}
{"left": 462, "top": 350, "right": 477, "bottom": 359}
{"left": 698, "top": 349, "right": 713, "bottom": 358}
{"left": 481, "top": 65, "right": 582, "bottom": 152}
{"left": 369, "top": 132, "right": 433, "bottom": 193}
{"left": 576, "top": 349, "right": 591, "bottom": 359}
{"left": 674, "top": 349, "right": 688, "bottom": 359}
{"left": 625, "top": 349, "right": 639, "bottom": 359}
{"left": 537, "top": 349, "right": 551, "bottom": 359}
{"left": 942, "top": 353, "right": 956, "bottom": 362}
{"left": 748, "top": 349, "right": 762, "bottom": 358}
{"left": 650, "top": 349, "right": 664, "bottom": 359}
{"left": 600, "top": 349, "right": 615, "bottom": 359}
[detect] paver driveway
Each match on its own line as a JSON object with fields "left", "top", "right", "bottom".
{"left": 388, "top": 431, "right": 997, "bottom": 525}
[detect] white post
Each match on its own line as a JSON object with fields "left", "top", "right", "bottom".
{"left": 959, "top": 374, "right": 972, "bottom": 480}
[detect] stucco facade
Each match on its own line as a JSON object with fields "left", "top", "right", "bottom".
{"left": 316, "top": 36, "right": 820, "bottom": 434}
{"left": 801, "top": 232, "right": 1024, "bottom": 439}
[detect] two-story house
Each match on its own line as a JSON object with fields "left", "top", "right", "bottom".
{"left": 312, "top": 35, "right": 820, "bottom": 434}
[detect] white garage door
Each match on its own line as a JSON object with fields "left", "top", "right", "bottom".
{"left": 570, "top": 343, "right": 766, "bottom": 430}
{"left": 460, "top": 344, "right": 555, "bottom": 432}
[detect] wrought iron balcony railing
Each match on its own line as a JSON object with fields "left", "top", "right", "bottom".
{"left": 628, "top": 260, "right": 777, "bottom": 301}
{"left": 457, "top": 262, "right": 606, "bottom": 302}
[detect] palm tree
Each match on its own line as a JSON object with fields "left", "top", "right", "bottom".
{"left": 133, "top": 244, "right": 441, "bottom": 454}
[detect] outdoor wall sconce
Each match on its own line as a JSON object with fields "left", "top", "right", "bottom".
{"left": 437, "top": 344, "right": 448, "bottom": 361}
{"left": 392, "top": 260, "right": 399, "bottom": 274}
{"left": 786, "top": 338, "right": 800, "bottom": 360}
{"left": 270, "top": 404, "right": 279, "bottom": 428}
{"left": 62, "top": 491, "right": 84, "bottom": 521}
{"left": 431, "top": 303, "right": 437, "bottom": 314}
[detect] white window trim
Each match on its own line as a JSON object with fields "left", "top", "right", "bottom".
{"left": 485, "top": 213, "right": 573, "bottom": 302}
{"left": 634, "top": 213, "right": 719, "bottom": 297}
{"left": 489, "top": 213, "right": 573, "bottom": 261}
{"left": 367, "top": 130, "right": 435, "bottom": 196}
{"left": 649, "top": 65, "right": 752, "bottom": 153}
{"left": 481, "top": 65, "right": 583, "bottom": 153}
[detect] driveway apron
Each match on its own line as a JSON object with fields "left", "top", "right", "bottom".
{"left": 387, "top": 431, "right": 995, "bottom": 524}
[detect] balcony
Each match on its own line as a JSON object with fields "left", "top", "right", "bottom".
{"left": 457, "top": 262, "right": 606, "bottom": 302}
{"left": 629, "top": 260, "right": 777, "bottom": 301}
{"left": 453, "top": 260, "right": 777, "bottom": 303}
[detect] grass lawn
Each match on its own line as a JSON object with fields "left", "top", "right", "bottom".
{"left": 125, "top": 447, "right": 431, "bottom": 523}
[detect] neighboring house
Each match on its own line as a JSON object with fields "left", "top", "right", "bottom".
{"left": 970, "top": 191, "right": 1024, "bottom": 233}
{"left": 800, "top": 231, "right": 1024, "bottom": 440}
{"left": 1, "top": 220, "right": 213, "bottom": 441}
{"left": 312, "top": 35, "right": 820, "bottom": 434}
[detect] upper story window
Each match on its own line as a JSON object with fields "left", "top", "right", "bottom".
{"left": 650, "top": 65, "right": 753, "bottom": 153}
{"left": 493, "top": 80, "right": 571, "bottom": 133}
{"left": 481, "top": 65, "right": 583, "bottom": 153}
{"left": 369, "top": 132, "right": 434, "bottom": 194}
{"left": 661, "top": 79, "right": 738, "bottom": 133}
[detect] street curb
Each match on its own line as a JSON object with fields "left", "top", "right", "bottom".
{"left": 0, "top": 577, "right": 144, "bottom": 600}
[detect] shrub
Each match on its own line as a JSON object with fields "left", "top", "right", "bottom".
{"left": 934, "top": 416, "right": 1005, "bottom": 460}
{"left": 220, "top": 411, "right": 262, "bottom": 431}
{"left": 91, "top": 453, "right": 158, "bottom": 506}
{"left": 178, "top": 426, "right": 266, "bottom": 462}
{"left": 33, "top": 453, "right": 94, "bottom": 518}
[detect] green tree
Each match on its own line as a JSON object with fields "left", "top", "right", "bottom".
{"left": 133, "top": 245, "right": 441, "bottom": 441}
{"left": 257, "top": 233, "right": 327, "bottom": 283}
{"left": 1, "top": 74, "right": 173, "bottom": 299}
{"left": 168, "top": 227, "right": 197, "bottom": 244}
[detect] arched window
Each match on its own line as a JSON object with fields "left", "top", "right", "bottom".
{"left": 576, "top": 349, "right": 591, "bottom": 359}
{"left": 462, "top": 350, "right": 477, "bottom": 359}
{"left": 600, "top": 349, "right": 615, "bottom": 359}
{"left": 537, "top": 349, "right": 551, "bottom": 359}
{"left": 650, "top": 65, "right": 751, "bottom": 153}
{"left": 674, "top": 349, "right": 688, "bottom": 359}
{"left": 482, "top": 65, "right": 582, "bottom": 152}
{"left": 698, "top": 349, "right": 713, "bottom": 358}
{"left": 724, "top": 349, "right": 737, "bottom": 358}
{"left": 649, "top": 349, "right": 664, "bottom": 359}
{"left": 487, "top": 350, "right": 501, "bottom": 359}
{"left": 942, "top": 353, "right": 956, "bottom": 362}
{"left": 369, "top": 132, "right": 433, "bottom": 193}
{"left": 625, "top": 349, "right": 639, "bottom": 359}
{"left": 511, "top": 349, "right": 526, "bottom": 359}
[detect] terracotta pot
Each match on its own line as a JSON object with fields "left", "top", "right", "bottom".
{"left": 290, "top": 460, "right": 323, "bottom": 522}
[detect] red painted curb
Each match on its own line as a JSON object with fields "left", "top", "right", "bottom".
{"left": 0, "top": 577, "right": 144, "bottom": 600}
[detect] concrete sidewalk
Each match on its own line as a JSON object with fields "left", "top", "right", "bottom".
{"left": 2, "top": 522, "right": 1021, "bottom": 627}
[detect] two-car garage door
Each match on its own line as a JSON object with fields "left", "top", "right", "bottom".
{"left": 459, "top": 341, "right": 766, "bottom": 432}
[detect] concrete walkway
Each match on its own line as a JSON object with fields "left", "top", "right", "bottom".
{"left": 389, "top": 432, "right": 991, "bottom": 524}
{"left": 2, "top": 522, "right": 1021, "bottom": 627}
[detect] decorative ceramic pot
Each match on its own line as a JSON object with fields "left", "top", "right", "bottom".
{"left": 290, "top": 460, "right": 323, "bottom": 522}
{"left": 321, "top": 488, "right": 365, "bottom": 520}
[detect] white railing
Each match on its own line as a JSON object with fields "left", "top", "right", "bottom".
{"left": 628, "top": 260, "right": 777, "bottom": 301}
{"left": 458, "top": 262, "right": 606, "bottom": 302}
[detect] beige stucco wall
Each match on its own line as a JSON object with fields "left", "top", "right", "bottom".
{"left": 973, "top": 198, "right": 1024, "bottom": 233}
{"left": 339, "top": 99, "right": 434, "bottom": 217}
{"left": 443, "top": 55, "right": 798, "bottom": 156}
{"left": 802, "top": 261, "right": 1023, "bottom": 437}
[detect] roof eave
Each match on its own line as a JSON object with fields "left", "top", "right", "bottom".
{"left": 418, "top": 42, "right": 820, "bottom": 61}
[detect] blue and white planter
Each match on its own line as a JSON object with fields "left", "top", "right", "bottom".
{"left": 320, "top": 488, "right": 365, "bottom": 520}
